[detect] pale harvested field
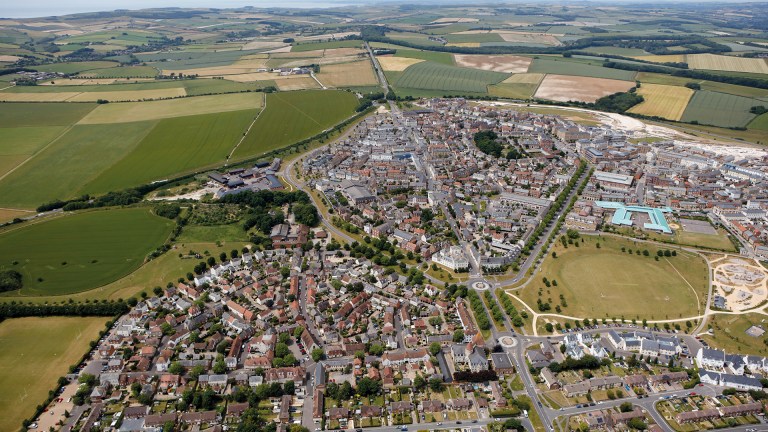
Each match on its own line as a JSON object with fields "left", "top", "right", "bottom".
{"left": 66, "top": 88, "right": 186, "bottom": 102}
{"left": 454, "top": 54, "right": 532, "bottom": 73}
{"left": 163, "top": 58, "right": 269, "bottom": 76}
{"left": 447, "top": 43, "right": 481, "bottom": 48}
{"left": 275, "top": 76, "right": 321, "bottom": 90}
{"left": 241, "top": 40, "right": 286, "bottom": 51}
{"left": 502, "top": 73, "right": 545, "bottom": 84}
{"left": 0, "top": 92, "right": 80, "bottom": 102}
{"left": 277, "top": 55, "right": 362, "bottom": 69}
{"left": 264, "top": 45, "right": 293, "bottom": 53}
{"left": 78, "top": 92, "right": 263, "bottom": 124}
{"left": 317, "top": 60, "right": 378, "bottom": 87}
{"left": 496, "top": 31, "right": 561, "bottom": 46}
{"left": 0, "top": 208, "right": 33, "bottom": 223}
{"left": 239, "top": 53, "right": 270, "bottom": 60}
{"left": 378, "top": 56, "right": 425, "bottom": 71}
{"left": 299, "top": 31, "right": 360, "bottom": 41}
{"left": 223, "top": 72, "right": 278, "bottom": 82}
{"left": 687, "top": 53, "right": 768, "bottom": 74}
{"left": 628, "top": 83, "right": 694, "bottom": 121}
{"left": 534, "top": 74, "right": 635, "bottom": 103}
{"left": 430, "top": 17, "right": 479, "bottom": 23}
{"left": 634, "top": 54, "right": 686, "bottom": 63}
{"left": 271, "top": 49, "right": 327, "bottom": 58}
{"left": 0, "top": 55, "right": 20, "bottom": 62}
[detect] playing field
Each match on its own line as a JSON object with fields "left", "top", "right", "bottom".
{"left": 395, "top": 61, "right": 509, "bottom": 93}
{"left": 453, "top": 54, "right": 532, "bottom": 73}
{"left": 0, "top": 317, "right": 109, "bottom": 432}
{"left": 534, "top": 74, "right": 635, "bottom": 103}
{"left": 0, "top": 122, "right": 155, "bottom": 208}
{"left": 701, "top": 314, "right": 768, "bottom": 356}
{"left": 519, "top": 235, "right": 709, "bottom": 320}
{"left": 680, "top": 90, "right": 760, "bottom": 128}
{"left": 686, "top": 54, "right": 768, "bottom": 74}
{"left": 628, "top": 83, "right": 694, "bottom": 121}
{"left": 78, "top": 92, "right": 264, "bottom": 124}
{"left": 231, "top": 90, "right": 358, "bottom": 160}
{"left": 0, "top": 208, "right": 173, "bottom": 296}
{"left": 317, "top": 60, "right": 378, "bottom": 87}
{"left": 82, "top": 109, "right": 258, "bottom": 194}
{"left": 528, "top": 57, "right": 637, "bottom": 81}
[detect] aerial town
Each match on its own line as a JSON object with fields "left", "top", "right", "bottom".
{"left": 25, "top": 97, "right": 768, "bottom": 432}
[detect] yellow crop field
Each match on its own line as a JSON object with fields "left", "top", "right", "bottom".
{"left": 501, "top": 73, "right": 545, "bottom": 84}
{"left": 317, "top": 60, "right": 378, "bottom": 87}
{"left": 378, "top": 56, "right": 425, "bottom": 71}
{"left": 686, "top": 54, "right": 768, "bottom": 74}
{"left": 275, "top": 76, "right": 321, "bottom": 90}
{"left": 78, "top": 92, "right": 264, "bottom": 124}
{"left": 628, "top": 83, "right": 694, "bottom": 121}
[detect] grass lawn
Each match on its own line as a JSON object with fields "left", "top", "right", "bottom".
{"left": 176, "top": 224, "right": 250, "bottom": 243}
{"left": 81, "top": 109, "right": 258, "bottom": 194}
{"left": 614, "top": 224, "right": 736, "bottom": 252}
{"left": 520, "top": 235, "right": 708, "bottom": 320}
{"left": 0, "top": 208, "right": 173, "bottom": 296}
{"left": 0, "top": 316, "right": 108, "bottom": 432}
{"left": 701, "top": 314, "right": 768, "bottom": 356}
{"left": 231, "top": 90, "right": 358, "bottom": 161}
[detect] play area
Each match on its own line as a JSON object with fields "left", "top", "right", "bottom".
{"left": 710, "top": 255, "right": 768, "bottom": 311}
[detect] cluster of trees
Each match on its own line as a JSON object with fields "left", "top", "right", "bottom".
{"left": 0, "top": 301, "right": 129, "bottom": 320}
{"left": 154, "top": 203, "right": 181, "bottom": 219}
{"left": 356, "top": 92, "right": 385, "bottom": 112}
{"left": 466, "top": 290, "right": 492, "bottom": 331}
{"left": 0, "top": 270, "right": 22, "bottom": 293}
{"left": 483, "top": 291, "right": 506, "bottom": 326}
{"left": 37, "top": 189, "right": 144, "bottom": 213}
{"left": 473, "top": 130, "right": 505, "bottom": 158}
{"left": 453, "top": 369, "right": 498, "bottom": 382}
{"left": 548, "top": 355, "right": 608, "bottom": 373}
{"left": 221, "top": 190, "right": 319, "bottom": 234}
{"left": 591, "top": 90, "right": 644, "bottom": 113}
{"left": 498, "top": 292, "right": 525, "bottom": 327}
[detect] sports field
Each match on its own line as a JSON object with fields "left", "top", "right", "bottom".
{"left": 317, "top": 60, "right": 378, "bottom": 87}
{"left": 82, "top": 109, "right": 258, "bottom": 194}
{"left": 0, "top": 208, "right": 173, "bottom": 296}
{"left": 0, "top": 317, "right": 109, "bottom": 432}
{"left": 231, "top": 90, "right": 358, "bottom": 160}
{"left": 628, "top": 83, "right": 694, "bottom": 120}
{"left": 395, "top": 61, "right": 510, "bottom": 93}
{"left": 78, "top": 92, "right": 263, "bottom": 124}
{"left": 519, "top": 235, "right": 709, "bottom": 320}
{"left": 680, "top": 90, "right": 760, "bottom": 128}
{"left": 701, "top": 314, "right": 768, "bottom": 356}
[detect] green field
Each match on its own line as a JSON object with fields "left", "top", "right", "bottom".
{"left": 32, "top": 61, "right": 119, "bottom": 74}
{"left": 183, "top": 79, "right": 270, "bottom": 96}
{"left": 0, "top": 103, "right": 95, "bottom": 127}
{"left": 0, "top": 317, "right": 109, "bottom": 432}
{"left": 680, "top": 90, "right": 760, "bottom": 128}
{"left": 748, "top": 113, "right": 768, "bottom": 131}
{"left": 519, "top": 235, "right": 709, "bottom": 320}
{"left": 0, "top": 122, "right": 155, "bottom": 208}
{"left": 292, "top": 39, "right": 363, "bottom": 52}
{"left": 1, "top": 81, "right": 181, "bottom": 94}
{"left": 176, "top": 224, "right": 250, "bottom": 243}
{"left": 701, "top": 314, "right": 768, "bottom": 356}
{"left": 231, "top": 90, "right": 358, "bottom": 160}
{"left": 488, "top": 82, "right": 539, "bottom": 99}
{"left": 394, "top": 49, "right": 455, "bottom": 65}
{"left": 444, "top": 33, "right": 505, "bottom": 43}
{"left": 394, "top": 61, "right": 509, "bottom": 93}
{"left": 0, "top": 208, "right": 173, "bottom": 296}
{"left": 82, "top": 109, "right": 258, "bottom": 194}
{"left": 528, "top": 57, "right": 637, "bottom": 81}
{"left": 0, "top": 126, "right": 68, "bottom": 177}
{"left": 79, "top": 65, "right": 159, "bottom": 78}
{"left": 149, "top": 50, "right": 257, "bottom": 70}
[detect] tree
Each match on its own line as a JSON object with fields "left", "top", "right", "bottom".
{"left": 168, "top": 362, "right": 184, "bottom": 375}
{"left": 338, "top": 381, "right": 354, "bottom": 400}
{"left": 358, "top": 377, "right": 382, "bottom": 396}
{"left": 620, "top": 402, "right": 633, "bottom": 412}
{"left": 414, "top": 375, "right": 427, "bottom": 391}
{"left": 311, "top": 348, "right": 325, "bottom": 362}
{"left": 293, "top": 326, "right": 305, "bottom": 340}
{"left": 284, "top": 380, "right": 295, "bottom": 395}
{"left": 213, "top": 358, "right": 226, "bottom": 374}
{"left": 429, "top": 342, "right": 442, "bottom": 356}
{"left": 627, "top": 418, "right": 647, "bottom": 430}
{"left": 453, "top": 329, "right": 465, "bottom": 343}
{"left": 275, "top": 343, "right": 290, "bottom": 358}
{"left": 428, "top": 377, "right": 445, "bottom": 392}
{"left": 369, "top": 343, "right": 384, "bottom": 356}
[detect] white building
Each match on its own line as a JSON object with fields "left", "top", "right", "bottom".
{"left": 432, "top": 246, "right": 469, "bottom": 271}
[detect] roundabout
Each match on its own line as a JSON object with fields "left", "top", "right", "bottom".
{"left": 471, "top": 280, "right": 491, "bottom": 291}
{"left": 499, "top": 336, "right": 517, "bottom": 348}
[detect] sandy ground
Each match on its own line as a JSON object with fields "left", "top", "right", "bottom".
{"left": 377, "top": 56, "right": 425, "bottom": 72}
{"left": 454, "top": 54, "right": 532, "bottom": 73}
{"left": 35, "top": 381, "right": 78, "bottom": 431}
{"left": 534, "top": 74, "right": 634, "bottom": 103}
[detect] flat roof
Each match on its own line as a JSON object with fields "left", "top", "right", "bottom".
{"left": 595, "top": 201, "right": 673, "bottom": 234}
